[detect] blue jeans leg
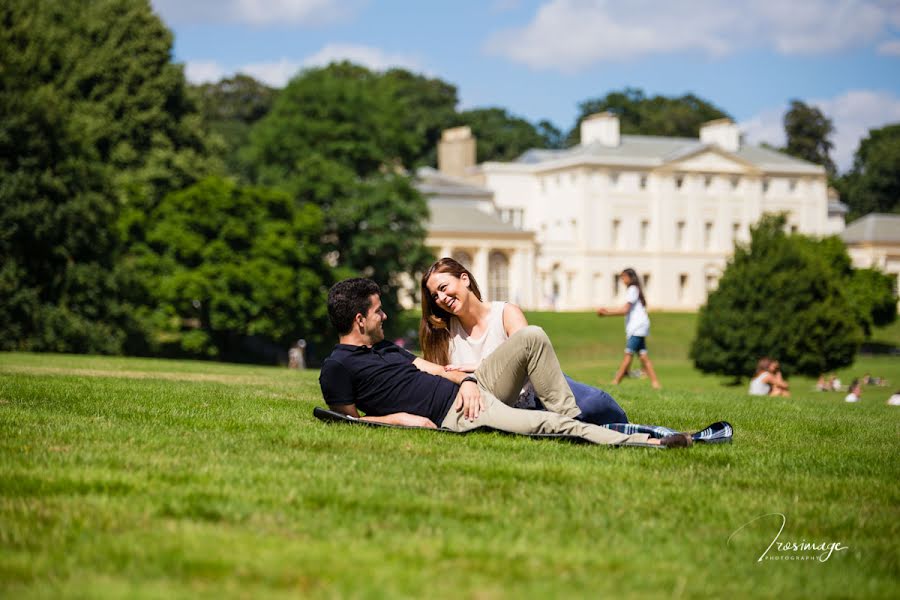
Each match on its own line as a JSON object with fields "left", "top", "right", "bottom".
{"left": 563, "top": 374, "right": 629, "bottom": 425}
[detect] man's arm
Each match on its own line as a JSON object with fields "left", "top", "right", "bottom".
{"left": 329, "top": 402, "right": 436, "bottom": 428}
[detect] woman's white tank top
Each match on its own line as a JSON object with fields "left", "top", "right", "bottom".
{"left": 448, "top": 302, "right": 508, "bottom": 365}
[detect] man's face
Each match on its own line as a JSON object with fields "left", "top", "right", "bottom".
{"left": 360, "top": 294, "right": 387, "bottom": 342}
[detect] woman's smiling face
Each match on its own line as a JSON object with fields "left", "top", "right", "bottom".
{"left": 426, "top": 271, "right": 470, "bottom": 314}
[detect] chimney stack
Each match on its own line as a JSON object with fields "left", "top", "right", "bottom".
{"left": 438, "top": 126, "right": 476, "bottom": 177}
{"left": 580, "top": 112, "right": 620, "bottom": 147}
{"left": 699, "top": 119, "right": 740, "bottom": 153}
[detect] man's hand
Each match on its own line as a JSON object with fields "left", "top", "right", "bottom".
{"left": 361, "top": 412, "right": 437, "bottom": 428}
{"left": 454, "top": 380, "right": 484, "bottom": 421}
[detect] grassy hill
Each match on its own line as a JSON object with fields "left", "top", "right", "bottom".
{"left": 1, "top": 316, "right": 899, "bottom": 598}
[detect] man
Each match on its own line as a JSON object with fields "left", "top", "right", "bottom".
{"left": 319, "top": 278, "right": 692, "bottom": 448}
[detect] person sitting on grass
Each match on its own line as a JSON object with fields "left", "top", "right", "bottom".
{"left": 418, "top": 257, "right": 627, "bottom": 426}
{"left": 748, "top": 357, "right": 791, "bottom": 397}
{"left": 844, "top": 380, "right": 862, "bottom": 403}
{"left": 318, "top": 278, "right": 693, "bottom": 448}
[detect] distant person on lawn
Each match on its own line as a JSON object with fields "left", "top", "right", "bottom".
{"left": 318, "top": 278, "right": 693, "bottom": 448}
{"left": 595, "top": 268, "right": 661, "bottom": 390}
{"left": 748, "top": 358, "right": 791, "bottom": 397}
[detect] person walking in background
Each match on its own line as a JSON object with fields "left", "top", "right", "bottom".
{"left": 596, "top": 268, "right": 661, "bottom": 390}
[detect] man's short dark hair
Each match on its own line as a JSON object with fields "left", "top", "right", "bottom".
{"left": 327, "top": 278, "right": 381, "bottom": 335}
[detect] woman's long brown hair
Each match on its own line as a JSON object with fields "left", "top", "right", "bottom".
{"left": 419, "top": 257, "right": 483, "bottom": 364}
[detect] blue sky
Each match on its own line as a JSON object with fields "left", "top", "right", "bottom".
{"left": 152, "top": 0, "right": 900, "bottom": 172}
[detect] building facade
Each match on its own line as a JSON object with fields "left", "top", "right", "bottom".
{"left": 430, "top": 114, "right": 838, "bottom": 310}
{"left": 841, "top": 213, "right": 900, "bottom": 310}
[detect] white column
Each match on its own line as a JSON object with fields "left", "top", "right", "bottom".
{"left": 474, "top": 246, "right": 490, "bottom": 300}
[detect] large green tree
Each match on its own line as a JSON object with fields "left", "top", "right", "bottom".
{"left": 0, "top": 0, "right": 221, "bottom": 354}
{"left": 136, "top": 177, "right": 332, "bottom": 360}
{"left": 837, "top": 123, "right": 900, "bottom": 220}
{"left": 565, "top": 88, "right": 731, "bottom": 146}
{"left": 244, "top": 63, "right": 433, "bottom": 318}
{"left": 192, "top": 74, "right": 276, "bottom": 181}
{"left": 782, "top": 100, "right": 836, "bottom": 176}
{"left": 691, "top": 215, "right": 862, "bottom": 379}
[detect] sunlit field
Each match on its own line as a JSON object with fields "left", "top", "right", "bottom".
{"left": 2, "top": 314, "right": 898, "bottom": 598}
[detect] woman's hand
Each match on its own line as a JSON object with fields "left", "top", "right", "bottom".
{"left": 596, "top": 307, "right": 609, "bottom": 316}
{"left": 444, "top": 363, "right": 477, "bottom": 373}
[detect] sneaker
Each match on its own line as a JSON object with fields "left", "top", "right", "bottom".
{"left": 660, "top": 433, "right": 693, "bottom": 448}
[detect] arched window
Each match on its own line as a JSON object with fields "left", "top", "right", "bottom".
{"left": 488, "top": 251, "right": 509, "bottom": 301}
{"left": 451, "top": 250, "right": 473, "bottom": 270}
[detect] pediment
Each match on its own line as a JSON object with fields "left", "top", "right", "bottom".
{"left": 659, "top": 147, "right": 759, "bottom": 175}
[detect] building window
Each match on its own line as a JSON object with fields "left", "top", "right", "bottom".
{"left": 679, "top": 274, "right": 689, "bottom": 301}
{"left": 612, "top": 273, "right": 620, "bottom": 297}
{"left": 676, "top": 220, "right": 686, "bottom": 249}
{"left": 706, "top": 274, "right": 718, "bottom": 291}
{"left": 704, "top": 175, "right": 713, "bottom": 189}
{"left": 790, "top": 224, "right": 798, "bottom": 234}
{"left": 610, "top": 171, "right": 620, "bottom": 187}
{"left": 732, "top": 222, "right": 741, "bottom": 242}
{"left": 788, "top": 178, "right": 797, "bottom": 192}
{"left": 643, "top": 273, "right": 651, "bottom": 294}
{"left": 640, "top": 220, "right": 650, "bottom": 248}
{"left": 704, "top": 221, "right": 714, "bottom": 249}
{"left": 676, "top": 175, "right": 685, "bottom": 189}
{"left": 730, "top": 176, "right": 740, "bottom": 189}
{"left": 452, "top": 250, "right": 473, "bottom": 269}
{"left": 639, "top": 174, "right": 648, "bottom": 189}
{"left": 762, "top": 178, "right": 770, "bottom": 193}
{"left": 488, "top": 251, "right": 509, "bottom": 301}
{"left": 612, "top": 219, "right": 621, "bottom": 248}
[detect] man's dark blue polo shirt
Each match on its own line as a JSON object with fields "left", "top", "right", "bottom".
{"left": 319, "top": 340, "right": 458, "bottom": 425}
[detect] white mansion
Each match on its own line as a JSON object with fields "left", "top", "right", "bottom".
{"left": 416, "top": 113, "right": 850, "bottom": 311}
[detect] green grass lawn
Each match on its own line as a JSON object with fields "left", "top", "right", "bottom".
{"left": 1, "top": 315, "right": 899, "bottom": 598}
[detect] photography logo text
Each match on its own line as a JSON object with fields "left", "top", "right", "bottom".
{"left": 728, "top": 513, "right": 849, "bottom": 563}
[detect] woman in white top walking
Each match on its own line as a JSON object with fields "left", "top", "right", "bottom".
{"left": 596, "top": 268, "right": 661, "bottom": 389}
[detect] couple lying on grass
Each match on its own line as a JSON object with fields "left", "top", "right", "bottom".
{"left": 319, "top": 259, "right": 701, "bottom": 448}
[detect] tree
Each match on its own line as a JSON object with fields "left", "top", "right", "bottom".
{"left": 565, "top": 88, "right": 731, "bottom": 146}
{"left": 456, "top": 107, "right": 555, "bottom": 162}
{"left": 192, "top": 74, "right": 277, "bottom": 181}
{"left": 836, "top": 123, "right": 900, "bottom": 220}
{"left": 136, "top": 177, "right": 332, "bottom": 360}
{"left": 378, "top": 68, "right": 459, "bottom": 168}
{"left": 782, "top": 100, "right": 836, "bottom": 176}
{"left": 690, "top": 215, "right": 862, "bottom": 379}
{"left": 243, "top": 63, "right": 434, "bottom": 318}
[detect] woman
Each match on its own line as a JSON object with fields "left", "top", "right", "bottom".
{"left": 748, "top": 357, "right": 791, "bottom": 397}
{"left": 419, "top": 257, "right": 628, "bottom": 425}
{"left": 596, "top": 268, "right": 661, "bottom": 389}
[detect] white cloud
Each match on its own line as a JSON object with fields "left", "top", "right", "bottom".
{"left": 301, "top": 44, "right": 423, "bottom": 72}
{"left": 740, "top": 90, "right": 900, "bottom": 172}
{"left": 151, "top": 0, "right": 361, "bottom": 26}
{"left": 485, "top": 0, "right": 900, "bottom": 71}
{"left": 184, "top": 60, "right": 227, "bottom": 84}
{"left": 181, "top": 45, "right": 424, "bottom": 88}
{"left": 877, "top": 39, "right": 900, "bottom": 55}
{"left": 237, "top": 59, "right": 305, "bottom": 87}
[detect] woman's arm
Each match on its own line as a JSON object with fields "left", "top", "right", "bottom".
{"left": 502, "top": 303, "right": 529, "bottom": 336}
{"left": 597, "top": 303, "right": 631, "bottom": 316}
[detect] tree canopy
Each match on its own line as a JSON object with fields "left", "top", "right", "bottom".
{"left": 782, "top": 100, "right": 836, "bottom": 176}
{"left": 136, "top": 177, "right": 332, "bottom": 360}
{"left": 691, "top": 214, "right": 863, "bottom": 379}
{"left": 836, "top": 123, "right": 900, "bottom": 220}
{"left": 565, "top": 88, "right": 731, "bottom": 146}
{"left": 455, "top": 107, "right": 558, "bottom": 162}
